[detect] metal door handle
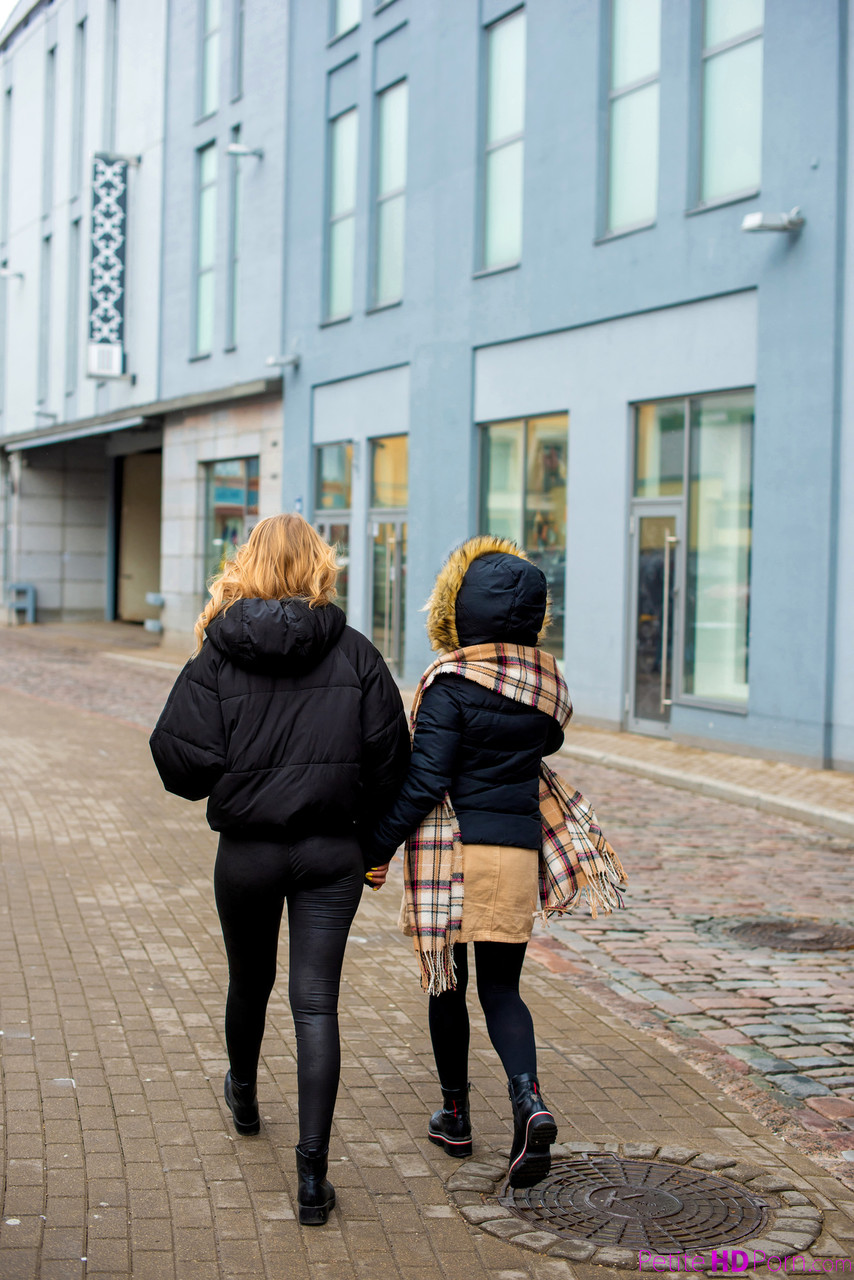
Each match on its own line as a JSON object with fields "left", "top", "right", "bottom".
{"left": 660, "top": 533, "right": 678, "bottom": 712}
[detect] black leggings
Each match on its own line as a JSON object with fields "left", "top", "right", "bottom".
{"left": 428, "top": 942, "right": 537, "bottom": 1090}
{"left": 214, "top": 831, "right": 363, "bottom": 1153}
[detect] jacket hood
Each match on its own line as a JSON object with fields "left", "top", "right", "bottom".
{"left": 425, "top": 536, "right": 550, "bottom": 652}
{"left": 205, "top": 597, "right": 347, "bottom": 674}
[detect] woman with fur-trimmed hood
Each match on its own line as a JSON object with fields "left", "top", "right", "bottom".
{"left": 367, "top": 536, "right": 571, "bottom": 1187}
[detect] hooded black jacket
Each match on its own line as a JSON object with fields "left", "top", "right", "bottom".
{"left": 149, "top": 598, "right": 409, "bottom": 855}
{"left": 367, "top": 550, "right": 564, "bottom": 864}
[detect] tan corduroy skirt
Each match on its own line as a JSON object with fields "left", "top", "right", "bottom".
{"left": 457, "top": 844, "right": 540, "bottom": 944}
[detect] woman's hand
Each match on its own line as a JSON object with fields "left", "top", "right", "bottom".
{"left": 365, "top": 861, "right": 392, "bottom": 890}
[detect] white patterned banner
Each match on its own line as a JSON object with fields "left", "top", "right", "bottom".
{"left": 88, "top": 156, "right": 128, "bottom": 378}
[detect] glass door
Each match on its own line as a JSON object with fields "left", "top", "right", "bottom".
{"left": 371, "top": 517, "right": 407, "bottom": 673}
{"left": 629, "top": 507, "right": 682, "bottom": 732}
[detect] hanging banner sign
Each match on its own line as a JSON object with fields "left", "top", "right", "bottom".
{"left": 87, "top": 155, "right": 128, "bottom": 379}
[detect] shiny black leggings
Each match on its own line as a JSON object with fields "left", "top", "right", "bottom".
{"left": 214, "top": 832, "right": 363, "bottom": 1153}
{"left": 428, "top": 942, "right": 537, "bottom": 1090}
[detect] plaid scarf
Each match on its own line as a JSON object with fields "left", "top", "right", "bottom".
{"left": 399, "top": 643, "right": 627, "bottom": 994}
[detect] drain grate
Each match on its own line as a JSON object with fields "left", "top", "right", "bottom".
{"left": 499, "top": 1155, "right": 769, "bottom": 1252}
{"left": 727, "top": 918, "right": 854, "bottom": 951}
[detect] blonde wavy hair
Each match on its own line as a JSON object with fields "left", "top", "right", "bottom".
{"left": 193, "top": 513, "right": 339, "bottom": 654}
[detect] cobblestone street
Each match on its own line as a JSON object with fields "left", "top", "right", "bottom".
{"left": 2, "top": 624, "right": 854, "bottom": 1279}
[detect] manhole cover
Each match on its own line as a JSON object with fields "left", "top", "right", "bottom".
{"left": 728, "top": 918, "right": 854, "bottom": 951}
{"left": 499, "top": 1155, "right": 769, "bottom": 1251}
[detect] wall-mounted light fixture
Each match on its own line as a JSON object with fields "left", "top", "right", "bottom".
{"left": 266, "top": 353, "right": 301, "bottom": 371}
{"left": 227, "top": 142, "right": 264, "bottom": 160}
{"left": 0, "top": 267, "right": 24, "bottom": 280}
{"left": 34, "top": 409, "right": 58, "bottom": 421}
{"left": 741, "top": 207, "right": 805, "bottom": 233}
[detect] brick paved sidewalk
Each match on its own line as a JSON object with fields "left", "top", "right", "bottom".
{"left": 2, "top": 687, "right": 854, "bottom": 1280}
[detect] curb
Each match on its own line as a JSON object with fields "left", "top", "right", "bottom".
{"left": 558, "top": 743, "right": 854, "bottom": 840}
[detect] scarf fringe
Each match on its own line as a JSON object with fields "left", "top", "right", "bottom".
{"left": 418, "top": 942, "right": 459, "bottom": 996}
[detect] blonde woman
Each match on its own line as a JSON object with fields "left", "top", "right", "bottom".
{"left": 150, "top": 514, "right": 408, "bottom": 1225}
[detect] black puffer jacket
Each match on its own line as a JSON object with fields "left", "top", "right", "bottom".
{"left": 150, "top": 598, "right": 409, "bottom": 852}
{"left": 367, "top": 545, "right": 564, "bottom": 864}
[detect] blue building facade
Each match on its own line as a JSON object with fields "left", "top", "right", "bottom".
{"left": 0, "top": 0, "right": 851, "bottom": 770}
{"left": 280, "top": 0, "right": 854, "bottom": 769}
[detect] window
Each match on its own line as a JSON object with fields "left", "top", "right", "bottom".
{"left": 480, "top": 413, "right": 568, "bottom": 659}
{"left": 331, "top": 0, "right": 360, "bottom": 39}
{"left": 103, "top": 0, "right": 118, "bottom": 151}
{"left": 200, "top": 0, "right": 221, "bottom": 118}
{"left": 43, "top": 47, "right": 57, "bottom": 215}
{"left": 232, "top": 0, "right": 245, "bottom": 99}
{"left": 632, "top": 391, "right": 754, "bottom": 706}
{"left": 325, "top": 108, "right": 358, "bottom": 321}
{"left": 204, "top": 457, "right": 259, "bottom": 588}
{"left": 65, "top": 219, "right": 82, "bottom": 396}
{"left": 1, "top": 88, "right": 12, "bottom": 247}
{"left": 700, "top": 0, "right": 763, "bottom": 204}
{"left": 226, "top": 127, "right": 241, "bottom": 348}
{"left": 370, "top": 435, "right": 408, "bottom": 672}
{"left": 315, "top": 442, "right": 353, "bottom": 616}
{"left": 194, "top": 143, "right": 218, "bottom": 355}
{"left": 37, "top": 235, "right": 52, "bottom": 404}
{"left": 607, "top": 0, "right": 660, "bottom": 233}
{"left": 71, "top": 20, "right": 87, "bottom": 198}
{"left": 482, "top": 9, "right": 526, "bottom": 270}
{"left": 373, "top": 80, "right": 407, "bottom": 307}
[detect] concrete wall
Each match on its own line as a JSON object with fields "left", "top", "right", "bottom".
{"left": 7, "top": 438, "right": 108, "bottom": 619}
{"left": 0, "top": 0, "right": 168, "bottom": 437}
{"left": 158, "top": 0, "right": 288, "bottom": 403}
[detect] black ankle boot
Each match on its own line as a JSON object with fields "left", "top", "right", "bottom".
{"left": 224, "top": 1071, "right": 260, "bottom": 1136}
{"left": 295, "top": 1146, "right": 336, "bottom": 1225}
{"left": 508, "top": 1073, "right": 557, "bottom": 1188}
{"left": 427, "top": 1083, "right": 472, "bottom": 1158}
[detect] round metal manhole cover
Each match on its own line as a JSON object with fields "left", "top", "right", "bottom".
{"left": 499, "top": 1155, "right": 769, "bottom": 1252}
{"left": 727, "top": 918, "right": 854, "bottom": 951}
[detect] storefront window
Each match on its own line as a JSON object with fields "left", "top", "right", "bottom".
{"left": 631, "top": 391, "right": 753, "bottom": 711}
{"left": 315, "top": 443, "right": 353, "bottom": 616}
{"left": 204, "top": 457, "right": 259, "bottom": 590}
{"left": 683, "top": 392, "right": 753, "bottom": 704}
{"left": 370, "top": 435, "right": 408, "bottom": 508}
{"left": 480, "top": 414, "right": 568, "bottom": 660}
{"left": 634, "top": 400, "right": 685, "bottom": 497}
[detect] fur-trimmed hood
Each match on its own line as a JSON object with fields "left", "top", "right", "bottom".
{"left": 424, "top": 536, "right": 550, "bottom": 653}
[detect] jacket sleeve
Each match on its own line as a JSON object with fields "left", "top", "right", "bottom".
{"left": 357, "top": 649, "right": 411, "bottom": 829}
{"left": 149, "top": 645, "right": 227, "bottom": 801}
{"left": 364, "top": 679, "right": 462, "bottom": 867}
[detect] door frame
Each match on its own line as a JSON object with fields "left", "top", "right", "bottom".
{"left": 626, "top": 500, "right": 683, "bottom": 737}
{"left": 367, "top": 510, "right": 407, "bottom": 674}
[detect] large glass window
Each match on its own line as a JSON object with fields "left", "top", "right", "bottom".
{"left": 480, "top": 414, "right": 568, "bottom": 660}
{"left": 42, "top": 46, "right": 56, "bottom": 215}
{"left": 195, "top": 143, "right": 218, "bottom": 356}
{"left": 373, "top": 80, "right": 407, "bottom": 307}
{"left": 70, "top": 20, "right": 87, "bottom": 199}
{"left": 326, "top": 108, "right": 358, "bottom": 321}
{"left": 700, "top": 0, "right": 763, "bottom": 204}
{"left": 37, "top": 234, "right": 52, "bottom": 405}
{"left": 607, "top": 0, "right": 660, "bottom": 233}
{"left": 370, "top": 436, "right": 408, "bottom": 673}
{"left": 315, "top": 442, "right": 353, "bottom": 616}
{"left": 332, "top": 0, "right": 360, "bottom": 39}
{"left": 482, "top": 9, "right": 526, "bottom": 270}
{"left": 226, "top": 126, "right": 241, "bottom": 348}
{"left": 204, "top": 457, "right": 259, "bottom": 589}
{"left": 684, "top": 393, "right": 753, "bottom": 704}
{"left": 632, "top": 391, "right": 754, "bottom": 707}
{"left": 200, "top": 0, "right": 221, "bottom": 118}
{"left": 65, "top": 218, "right": 81, "bottom": 397}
